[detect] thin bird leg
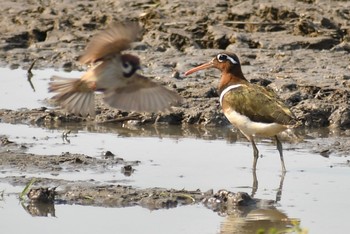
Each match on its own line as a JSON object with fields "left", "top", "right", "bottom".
{"left": 251, "top": 169, "right": 258, "bottom": 198}
{"left": 251, "top": 138, "right": 259, "bottom": 171}
{"left": 275, "top": 135, "right": 287, "bottom": 172}
{"left": 276, "top": 170, "right": 286, "bottom": 202}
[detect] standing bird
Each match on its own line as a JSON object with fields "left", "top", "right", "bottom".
{"left": 49, "top": 22, "right": 182, "bottom": 117}
{"left": 185, "top": 52, "right": 296, "bottom": 172}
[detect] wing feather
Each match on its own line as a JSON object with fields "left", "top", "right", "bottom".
{"left": 49, "top": 76, "right": 95, "bottom": 117}
{"left": 222, "top": 84, "right": 295, "bottom": 125}
{"left": 79, "top": 22, "right": 141, "bottom": 64}
{"left": 103, "top": 74, "right": 182, "bottom": 112}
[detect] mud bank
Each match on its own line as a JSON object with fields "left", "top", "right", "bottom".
{"left": 0, "top": 0, "right": 350, "bottom": 128}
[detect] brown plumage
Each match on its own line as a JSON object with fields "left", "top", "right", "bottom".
{"left": 49, "top": 22, "right": 182, "bottom": 117}
{"left": 185, "top": 52, "right": 296, "bottom": 172}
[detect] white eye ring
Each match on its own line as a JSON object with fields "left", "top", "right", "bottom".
{"left": 122, "top": 61, "right": 133, "bottom": 74}
{"left": 217, "top": 54, "right": 227, "bottom": 62}
{"left": 217, "top": 54, "right": 238, "bottom": 64}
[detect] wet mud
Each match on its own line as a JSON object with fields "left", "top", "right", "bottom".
{"left": 1, "top": 0, "right": 350, "bottom": 128}
{"left": 0, "top": 139, "right": 278, "bottom": 218}
{"left": 0, "top": 0, "right": 350, "bottom": 227}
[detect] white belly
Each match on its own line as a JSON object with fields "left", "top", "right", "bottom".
{"left": 224, "top": 108, "right": 287, "bottom": 138}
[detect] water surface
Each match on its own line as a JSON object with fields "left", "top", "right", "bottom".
{"left": 1, "top": 68, "right": 350, "bottom": 233}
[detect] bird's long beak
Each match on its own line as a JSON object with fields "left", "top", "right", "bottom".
{"left": 184, "top": 60, "right": 214, "bottom": 76}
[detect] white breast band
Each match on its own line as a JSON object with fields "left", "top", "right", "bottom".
{"left": 219, "top": 84, "right": 242, "bottom": 106}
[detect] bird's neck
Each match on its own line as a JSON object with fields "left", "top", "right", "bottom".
{"left": 218, "top": 71, "right": 249, "bottom": 94}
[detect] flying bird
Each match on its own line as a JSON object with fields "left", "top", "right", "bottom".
{"left": 185, "top": 52, "right": 296, "bottom": 172}
{"left": 49, "top": 22, "right": 182, "bottom": 117}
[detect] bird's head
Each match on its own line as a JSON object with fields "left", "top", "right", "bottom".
{"left": 184, "top": 52, "right": 247, "bottom": 87}
{"left": 121, "top": 54, "right": 141, "bottom": 78}
{"left": 184, "top": 52, "right": 243, "bottom": 75}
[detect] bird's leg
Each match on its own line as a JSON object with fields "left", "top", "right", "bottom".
{"left": 276, "top": 170, "right": 286, "bottom": 202}
{"left": 251, "top": 169, "right": 258, "bottom": 198}
{"left": 251, "top": 138, "right": 259, "bottom": 171}
{"left": 275, "top": 135, "right": 287, "bottom": 172}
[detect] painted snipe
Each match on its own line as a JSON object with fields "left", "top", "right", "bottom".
{"left": 185, "top": 52, "right": 296, "bottom": 172}
{"left": 49, "top": 22, "right": 182, "bottom": 117}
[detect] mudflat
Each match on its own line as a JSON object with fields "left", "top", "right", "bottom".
{"left": 1, "top": 0, "right": 350, "bottom": 223}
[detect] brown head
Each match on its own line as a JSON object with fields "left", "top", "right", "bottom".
{"left": 185, "top": 52, "right": 248, "bottom": 93}
{"left": 121, "top": 54, "right": 141, "bottom": 78}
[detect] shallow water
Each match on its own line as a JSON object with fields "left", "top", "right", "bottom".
{"left": 1, "top": 122, "right": 350, "bottom": 233}
{"left": 0, "top": 67, "right": 82, "bottom": 109}
{"left": 1, "top": 191, "right": 223, "bottom": 234}
{"left": 1, "top": 68, "right": 350, "bottom": 233}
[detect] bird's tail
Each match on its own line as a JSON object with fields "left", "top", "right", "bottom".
{"left": 48, "top": 76, "right": 95, "bottom": 117}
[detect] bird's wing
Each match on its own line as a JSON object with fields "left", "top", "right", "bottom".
{"left": 103, "top": 74, "right": 183, "bottom": 113}
{"left": 49, "top": 76, "right": 96, "bottom": 117}
{"left": 79, "top": 22, "right": 141, "bottom": 64}
{"left": 222, "top": 84, "right": 295, "bottom": 125}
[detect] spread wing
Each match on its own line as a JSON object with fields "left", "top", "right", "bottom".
{"left": 79, "top": 22, "right": 141, "bottom": 64}
{"left": 222, "top": 84, "right": 296, "bottom": 125}
{"left": 49, "top": 76, "right": 96, "bottom": 117}
{"left": 103, "top": 74, "right": 183, "bottom": 113}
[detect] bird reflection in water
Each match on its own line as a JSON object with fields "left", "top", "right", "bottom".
{"left": 203, "top": 189, "right": 300, "bottom": 234}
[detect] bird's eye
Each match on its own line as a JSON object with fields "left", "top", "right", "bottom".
{"left": 217, "top": 53, "right": 238, "bottom": 64}
{"left": 122, "top": 61, "right": 136, "bottom": 78}
{"left": 122, "top": 62, "right": 133, "bottom": 73}
{"left": 217, "top": 54, "right": 227, "bottom": 62}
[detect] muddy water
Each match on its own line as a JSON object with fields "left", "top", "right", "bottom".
{"left": 0, "top": 67, "right": 77, "bottom": 109}
{"left": 1, "top": 68, "right": 350, "bottom": 233}
{"left": 1, "top": 122, "right": 350, "bottom": 233}
{"left": 1, "top": 192, "right": 222, "bottom": 234}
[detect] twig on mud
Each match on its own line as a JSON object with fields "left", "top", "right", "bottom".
{"left": 223, "top": 21, "right": 294, "bottom": 26}
{"left": 163, "top": 22, "right": 190, "bottom": 26}
{"left": 82, "top": 195, "right": 94, "bottom": 200}
{"left": 97, "top": 115, "right": 142, "bottom": 124}
{"left": 159, "top": 191, "right": 196, "bottom": 203}
{"left": 27, "top": 59, "right": 37, "bottom": 92}
{"left": 175, "top": 193, "right": 196, "bottom": 203}
{"left": 27, "top": 59, "right": 37, "bottom": 75}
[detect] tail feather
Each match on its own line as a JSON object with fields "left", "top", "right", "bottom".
{"left": 49, "top": 76, "right": 95, "bottom": 117}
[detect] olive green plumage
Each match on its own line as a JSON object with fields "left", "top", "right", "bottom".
{"left": 221, "top": 83, "right": 296, "bottom": 125}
